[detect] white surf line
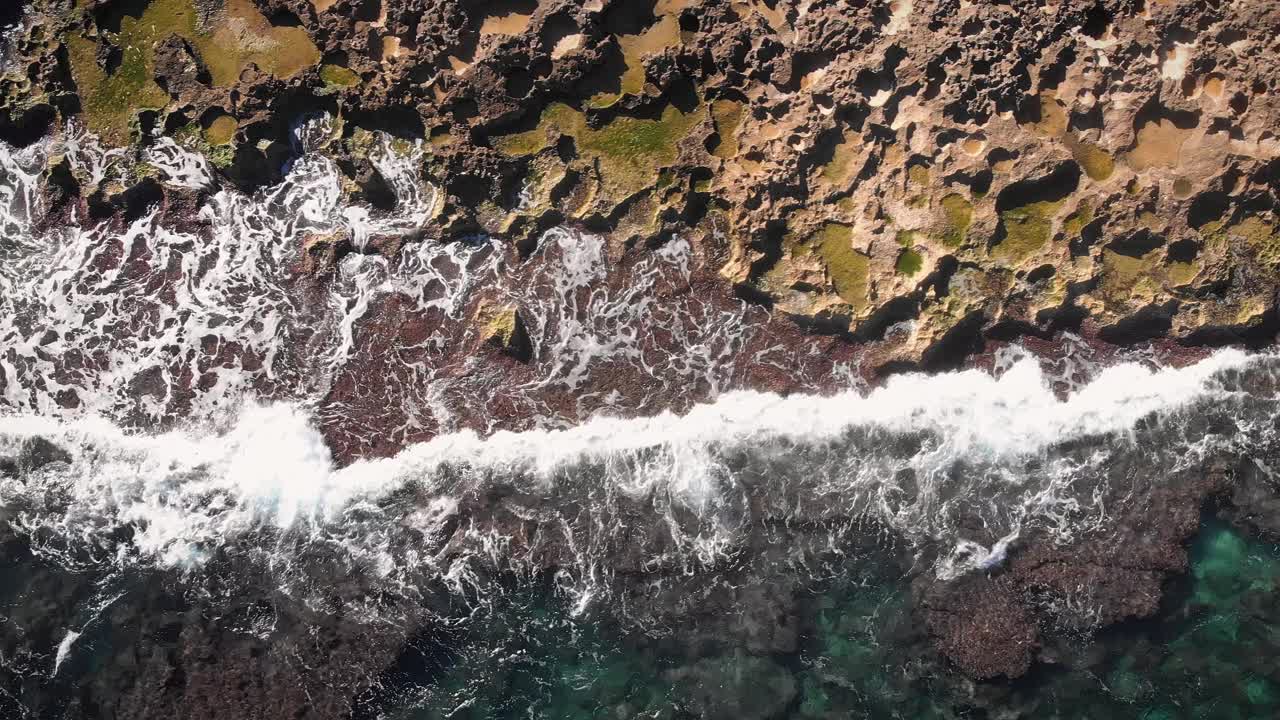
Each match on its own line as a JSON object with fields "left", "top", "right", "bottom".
{"left": 0, "top": 349, "right": 1264, "bottom": 580}
{"left": 361, "top": 346, "right": 1257, "bottom": 482}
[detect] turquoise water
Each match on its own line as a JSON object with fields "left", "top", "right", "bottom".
{"left": 7, "top": 353, "right": 1280, "bottom": 718}
{"left": 357, "top": 520, "right": 1280, "bottom": 720}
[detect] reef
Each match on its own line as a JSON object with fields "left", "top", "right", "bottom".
{"left": 4, "top": 0, "right": 1280, "bottom": 717}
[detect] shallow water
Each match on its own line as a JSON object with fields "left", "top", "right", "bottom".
{"left": 4, "top": 352, "right": 1280, "bottom": 719}
{"left": 349, "top": 518, "right": 1280, "bottom": 720}
{"left": 3, "top": 123, "right": 1280, "bottom": 718}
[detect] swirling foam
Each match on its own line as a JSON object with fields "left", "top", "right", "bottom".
{"left": 0, "top": 348, "right": 1266, "bottom": 587}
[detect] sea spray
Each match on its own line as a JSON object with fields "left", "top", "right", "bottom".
{"left": 1, "top": 124, "right": 1279, "bottom": 720}
{"left": 1, "top": 349, "right": 1272, "bottom": 594}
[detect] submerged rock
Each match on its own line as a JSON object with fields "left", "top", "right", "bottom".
{"left": 668, "top": 653, "right": 797, "bottom": 720}
{"left": 4, "top": 0, "right": 1280, "bottom": 717}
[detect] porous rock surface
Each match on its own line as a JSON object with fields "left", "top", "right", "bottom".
{"left": 4, "top": 0, "right": 1278, "bottom": 363}
{"left": 3, "top": 0, "right": 1280, "bottom": 709}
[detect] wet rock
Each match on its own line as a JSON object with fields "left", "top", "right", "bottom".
{"left": 476, "top": 303, "right": 533, "bottom": 362}
{"left": 923, "top": 579, "right": 1039, "bottom": 679}
{"left": 300, "top": 228, "right": 354, "bottom": 276}
{"left": 921, "top": 460, "right": 1236, "bottom": 679}
{"left": 1224, "top": 458, "right": 1280, "bottom": 541}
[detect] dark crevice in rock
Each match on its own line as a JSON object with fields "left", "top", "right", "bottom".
{"left": 1026, "top": 264, "right": 1056, "bottom": 284}
{"left": 602, "top": 0, "right": 658, "bottom": 35}
{"left": 852, "top": 296, "right": 920, "bottom": 343}
{"left": 922, "top": 255, "right": 960, "bottom": 298}
{"left": 539, "top": 11, "right": 578, "bottom": 55}
{"left": 1098, "top": 302, "right": 1178, "bottom": 345}
{"left": 986, "top": 146, "right": 1017, "bottom": 168}
{"left": 1105, "top": 228, "right": 1165, "bottom": 258}
{"left": 1167, "top": 238, "right": 1199, "bottom": 264}
{"left": 994, "top": 161, "right": 1080, "bottom": 213}
{"left": 921, "top": 310, "right": 986, "bottom": 372}
{"left": 118, "top": 178, "right": 166, "bottom": 223}
{"left": 746, "top": 220, "right": 786, "bottom": 286}
{"left": 1188, "top": 190, "right": 1230, "bottom": 228}
{"left": 94, "top": 0, "right": 151, "bottom": 35}
{"left": 0, "top": 102, "right": 55, "bottom": 147}
{"left": 1038, "top": 46, "right": 1076, "bottom": 93}
{"left": 345, "top": 105, "right": 426, "bottom": 141}
{"left": 1131, "top": 100, "right": 1200, "bottom": 137}
{"left": 1070, "top": 216, "right": 1105, "bottom": 257}
{"left": 1071, "top": 103, "right": 1104, "bottom": 132}
{"left": 733, "top": 281, "right": 774, "bottom": 309}
{"left": 986, "top": 319, "right": 1052, "bottom": 342}
{"left": 1036, "top": 303, "right": 1089, "bottom": 333}
{"left": 787, "top": 310, "right": 851, "bottom": 337}
{"left": 268, "top": 8, "right": 305, "bottom": 28}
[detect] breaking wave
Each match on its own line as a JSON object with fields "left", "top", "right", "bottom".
{"left": 2, "top": 347, "right": 1275, "bottom": 609}
{"left": 2, "top": 119, "right": 1278, "bottom": 607}
{"left": 4, "top": 121, "right": 1280, "bottom": 717}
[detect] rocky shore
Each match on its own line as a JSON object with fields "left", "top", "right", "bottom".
{"left": 4, "top": 0, "right": 1279, "bottom": 367}
{"left": 3, "top": 0, "right": 1280, "bottom": 718}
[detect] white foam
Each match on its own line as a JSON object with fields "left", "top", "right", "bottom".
{"left": 369, "top": 346, "right": 1252, "bottom": 479}
{"left": 146, "top": 137, "right": 213, "bottom": 190}
{"left": 0, "top": 120, "right": 1273, "bottom": 602}
{"left": 0, "top": 117, "right": 455, "bottom": 424}
{"left": 0, "top": 121, "right": 763, "bottom": 444}
{"left": 52, "top": 630, "right": 80, "bottom": 676}
{"left": 0, "top": 348, "right": 1265, "bottom": 586}
{"left": 63, "top": 120, "right": 126, "bottom": 191}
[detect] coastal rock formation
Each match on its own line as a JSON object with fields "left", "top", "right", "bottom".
{"left": 922, "top": 461, "right": 1234, "bottom": 679}
{"left": 3, "top": 0, "right": 1277, "bottom": 369}
{"left": 3, "top": 0, "right": 1280, "bottom": 715}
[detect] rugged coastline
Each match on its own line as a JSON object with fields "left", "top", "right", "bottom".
{"left": 3, "top": 1, "right": 1280, "bottom": 718}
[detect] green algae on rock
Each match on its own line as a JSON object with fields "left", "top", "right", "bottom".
{"left": 66, "top": 0, "right": 320, "bottom": 142}
{"left": 64, "top": 33, "right": 169, "bottom": 144}
{"left": 709, "top": 99, "right": 744, "bottom": 159}
{"left": 616, "top": 14, "right": 683, "bottom": 97}
{"left": 1063, "top": 202, "right": 1094, "bottom": 238}
{"left": 493, "top": 100, "right": 705, "bottom": 202}
{"left": 171, "top": 120, "right": 233, "bottom": 168}
{"left": 320, "top": 63, "right": 360, "bottom": 88}
{"left": 203, "top": 114, "right": 238, "bottom": 146}
{"left": 819, "top": 130, "right": 859, "bottom": 187}
{"left": 993, "top": 199, "right": 1064, "bottom": 263}
{"left": 937, "top": 193, "right": 973, "bottom": 248}
{"left": 813, "top": 222, "right": 869, "bottom": 310}
{"left": 1230, "top": 217, "right": 1280, "bottom": 266}
{"left": 893, "top": 229, "right": 923, "bottom": 276}
{"left": 907, "top": 163, "right": 930, "bottom": 187}
{"left": 896, "top": 248, "right": 923, "bottom": 276}
{"left": 1067, "top": 136, "right": 1116, "bottom": 182}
